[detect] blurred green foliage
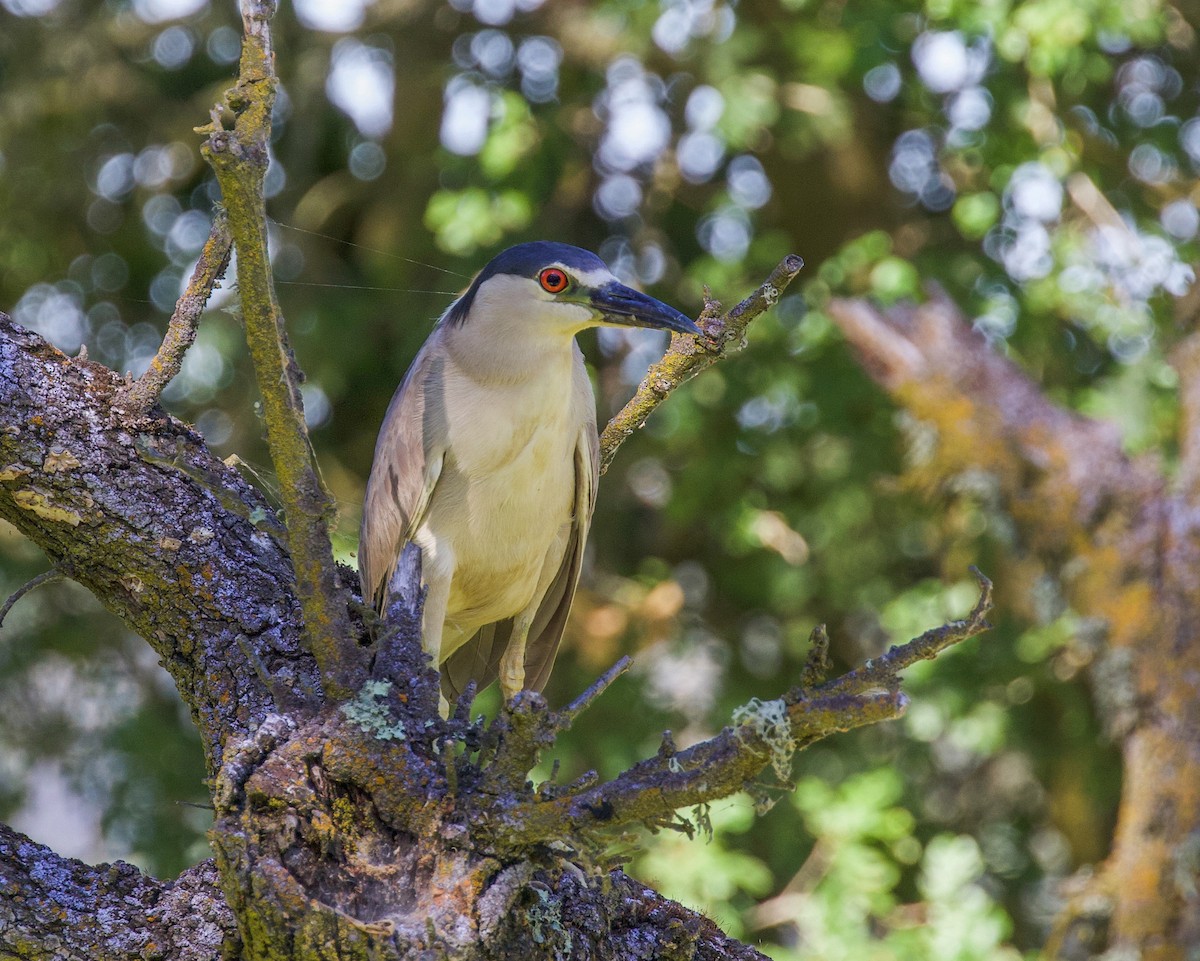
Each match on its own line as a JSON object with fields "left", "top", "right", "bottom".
{"left": 1, "top": 0, "right": 1192, "bottom": 951}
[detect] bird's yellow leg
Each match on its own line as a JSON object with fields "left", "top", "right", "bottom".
{"left": 499, "top": 613, "right": 534, "bottom": 702}
{"left": 418, "top": 558, "right": 453, "bottom": 717}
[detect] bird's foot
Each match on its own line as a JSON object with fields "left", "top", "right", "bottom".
{"left": 499, "top": 674, "right": 526, "bottom": 703}
{"left": 496, "top": 657, "right": 525, "bottom": 700}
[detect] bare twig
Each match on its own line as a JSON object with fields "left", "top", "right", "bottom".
{"left": 819, "top": 566, "right": 992, "bottom": 697}
{"left": 119, "top": 210, "right": 233, "bottom": 414}
{"left": 200, "top": 0, "right": 359, "bottom": 699}
{"left": 799, "top": 624, "right": 830, "bottom": 687}
{"left": 598, "top": 254, "right": 804, "bottom": 473}
{"left": 0, "top": 568, "right": 63, "bottom": 630}
{"left": 559, "top": 655, "right": 632, "bottom": 725}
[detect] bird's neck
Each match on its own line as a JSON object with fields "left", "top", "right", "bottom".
{"left": 441, "top": 317, "right": 583, "bottom": 387}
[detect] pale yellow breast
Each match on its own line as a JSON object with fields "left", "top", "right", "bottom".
{"left": 426, "top": 349, "right": 582, "bottom": 631}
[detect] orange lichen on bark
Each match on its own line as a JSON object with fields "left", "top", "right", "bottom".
{"left": 1111, "top": 725, "right": 1200, "bottom": 953}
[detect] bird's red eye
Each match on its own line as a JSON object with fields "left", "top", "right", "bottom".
{"left": 539, "top": 268, "right": 570, "bottom": 293}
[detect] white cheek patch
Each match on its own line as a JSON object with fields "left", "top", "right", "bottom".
{"left": 471, "top": 273, "right": 600, "bottom": 334}
{"left": 477, "top": 274, "right": 544, "bottom": 304}
{"left": 564, "top": 265, "right": 617, "bottom": 289}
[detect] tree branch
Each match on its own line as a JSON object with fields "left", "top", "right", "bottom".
{"left": 0, "top": 566, "right": 63, "bottom": 628}
{"left": 200, "top": 0, "right": 359, "bottom": 700}
{"left": 599, "top": 254, "right": 805, "bottom": 473}
{"left": 477, "top": 572, "right": 991, "bottom": 848}
{"left": 825, "top": 293, "right": 1159, "bottom": 535}
{"left": 1170, "top": 329, "right": 1200, "bottom": 504}
{"left": 0, "top": 316, "right": 317, "bottom": 771}
{"left": 118, "top": 209, "right": 233, "bottom": 415}
{"left": 821, "top": 566, "right": 992, "bottom": 695}
{"left": 0, "top": 823, "right": 237, "bottom": 961}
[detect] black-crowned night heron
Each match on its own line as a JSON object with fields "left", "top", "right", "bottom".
{"left": 360, "top": 241, "right": 698, "bottom": 707}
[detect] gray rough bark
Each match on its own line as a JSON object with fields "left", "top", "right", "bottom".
{"left": 0, "top": 824, "right": 236, "bottom": 961}
{"left": 0, "top": 320, "right": 314, "bottom": 774}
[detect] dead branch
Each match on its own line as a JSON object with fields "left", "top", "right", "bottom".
{"left": 118, "top": 209, "right": 233, "bottom": 415}
{"left": 599, "top": 254, "right": 805, "bottom": 473}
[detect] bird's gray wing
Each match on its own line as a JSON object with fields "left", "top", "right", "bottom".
{"left": 523, "top": 424, "right": 598, "bottom": 693}
{"left": 359, "top": 334, "right": 446, "bottom": 611}
{"left": 440, "top": 422, "right": 599, "bottom": 702}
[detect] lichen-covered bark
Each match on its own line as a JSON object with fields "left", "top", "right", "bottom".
{"left": 0, "top": 315, "right": 318, "bottom": 773}
{"left": 0, "top": 823, "right": 238, "bottom": 960}
{"left": 120, "top": 210, "right": 233, "bottom": 416}
{"left": 827, "top": 294, "right": 1200, "bottom": 961}
{"left": 200, "top": 0, "right": 359, "bottom": 699}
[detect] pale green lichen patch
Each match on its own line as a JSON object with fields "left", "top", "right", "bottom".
{"left": 732, "top": 696, "right": 795, "bottom": 781}
{"left": 528, "top": 885, "right": 572, "bottom": 957}
{"left": 342, "top": 680, "right": 406, "bottom": 740}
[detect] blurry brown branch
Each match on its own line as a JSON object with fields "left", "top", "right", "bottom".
{"left": 1170, "top": 328, "right": 1200, "bottom": 503}
{"left": 598, "top": 254, "right": 805, "bottom": 473}
{"left": 825, "top": 291, "right": 1200, "bottom": 958}
{"left": 119, "top": 209, "right": 233, "bottom": 415}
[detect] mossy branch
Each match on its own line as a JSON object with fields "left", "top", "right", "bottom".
{"left": 0, "top": 317, "right": 315, "bottom": 772}
{"left": 480, "top": 570, "right": 991, "bottom": 848}
{"left": 118, "top": 208, "right": 233, "bottom": 415}
{"left": 598, "top": 254, "right": 804, "bottom": 473}
{"left": 199, "top": 0, "right": 359, "bottom": 700}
